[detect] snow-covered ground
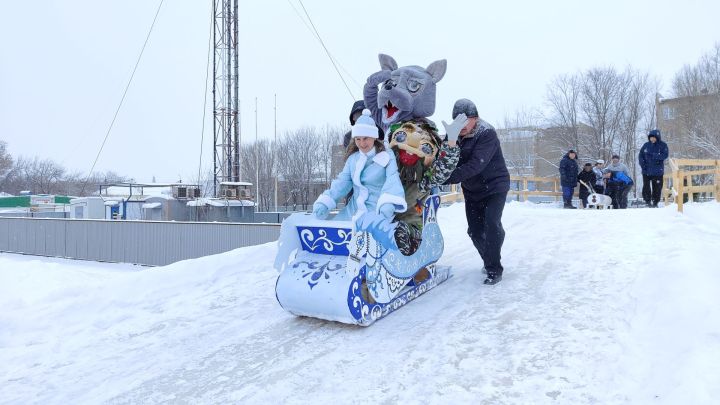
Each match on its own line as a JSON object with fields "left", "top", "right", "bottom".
{"left": 1, "top": 202, "right": 719, "bottom": 404}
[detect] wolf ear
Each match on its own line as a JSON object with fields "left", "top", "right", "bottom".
{"left": 426, "top": 59, "right": 447, "bottom": 83}
{"left": 379, "top": 54, "right": 398, "bottom": 71}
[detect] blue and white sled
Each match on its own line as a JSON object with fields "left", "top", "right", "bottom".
{"left": 274, "top": 195, "right": 450, "bottom": 326}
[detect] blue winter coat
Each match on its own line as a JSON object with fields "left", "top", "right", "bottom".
{"left": 559, "top": 154, "right": 579, "bottom": 188}
{"left": 639, "top": 133, "right": 669, "bottom": 176}
{"left": 315, "top": 148, "right": 406, "bottom": 222}
{"left": 444, "top": 121, "right": 510, "bottom": 202}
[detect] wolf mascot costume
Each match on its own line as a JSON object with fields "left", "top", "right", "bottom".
{"left": 363, "top": 54, "right": 462, "bottom": 255}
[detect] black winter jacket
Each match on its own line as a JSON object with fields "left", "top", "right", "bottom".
{"left": 559, "top": 154, "right": 579, "bottom": 188}
{"left": 577, "top": 170, "right": 597, "bottom": 193}
{"left": 444, "top": 122, "right": 509, "bottom": 202}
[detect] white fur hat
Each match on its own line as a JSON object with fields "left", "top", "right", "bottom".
{"left": 351, "top": 109, "right": 379, "bottom": 139}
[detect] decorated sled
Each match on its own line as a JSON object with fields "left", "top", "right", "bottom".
{"left": 579, "top": 180, "right": 613, "bottom": 209}
{"left": 274, "top": 195, "right": 450, "bottom": 326}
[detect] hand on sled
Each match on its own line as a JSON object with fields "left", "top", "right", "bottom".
{"left": 312, "top": 202, "right": 329, "bottom": 220}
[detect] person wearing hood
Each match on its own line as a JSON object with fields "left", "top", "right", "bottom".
{"left": 639, "top": 129, "right": 669, "bottom": 207}
{"left": 343, "top": 100, "right": 385, "bottom": 149}
{"left": 603, "top": 155, "right": 634, "bottom": 209}
{"left": 444, "top": 98, "right": 510, "bottom": 285}
{"left": 559, "top": 150, "right": 579, "bottom": 209}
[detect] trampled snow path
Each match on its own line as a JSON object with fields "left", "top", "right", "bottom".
{"left": 1, "top": 202, "right": 719, "bottom": 404}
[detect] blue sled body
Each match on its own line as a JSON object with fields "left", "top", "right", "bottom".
{"left": 274, "top": 195, "right": 450, "bottom": 326}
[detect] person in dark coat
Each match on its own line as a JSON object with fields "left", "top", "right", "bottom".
{"left": 343, "top": 100, "right": 385, "bottom": 149}
{"left": 559, "top": 150, "right": 579, "bottom": 209}
{"left": 639, "top": 129, "right": 669, "bottom": 207}
{"left": 577, "top": 163, "right": 597, "bottom": 208}
{"left": 444, "top": 99, "right": 510, "bottom": 285}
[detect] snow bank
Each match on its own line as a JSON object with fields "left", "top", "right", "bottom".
{"left": 1, "top": 202, "right": 719, "bottom": 404}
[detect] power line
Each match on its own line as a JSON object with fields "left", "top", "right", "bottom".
{"left": 82, "top": 0, "right": 164, "bottom": 193}
{"left": 297, "top": 0, "right": 356, "bottom": 101}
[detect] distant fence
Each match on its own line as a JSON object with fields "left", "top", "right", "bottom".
{"left": 0, "top": 217, "right": 281, "bottom": 266}
{"left": 663, "top": 158, "right": 720, "bottom": 212}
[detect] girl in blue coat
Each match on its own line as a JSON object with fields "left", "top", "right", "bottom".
{"left": 313, "top": 109, "right": 406, "bottom": 224}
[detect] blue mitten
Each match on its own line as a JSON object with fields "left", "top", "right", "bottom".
{"left": 378, "top": 203, "right": 395, "bottom": 220}
{"left": 313, "top": 203, "right": 329, "bottom": 220}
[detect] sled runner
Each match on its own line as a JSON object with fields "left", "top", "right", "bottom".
{"left": 274, "top": 195, "right": 450, "bottom": 326}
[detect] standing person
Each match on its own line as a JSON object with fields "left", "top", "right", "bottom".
{"left": 559, "top": 150, "right": 579, "bottom": 209}
{"left": 592, "top": 160, "right": 606, "bottom": 194}
{"left": 314, "top": 109, "right": 405, "bottom": 222}
{"left": 444, "top": 99, "right": 510, "bottom": 285}
{"left": 577, "top": 163, "right": 597, "bottom": 208}
{"left": 603, "top": 155, "right": 633, "bottom": 209}
{"left": 639, "top": 129, "right": 669, "bottom": 207}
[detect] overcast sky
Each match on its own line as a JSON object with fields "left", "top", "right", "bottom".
{"left": 1, "top": 0, "right": 719, "bottom": 183}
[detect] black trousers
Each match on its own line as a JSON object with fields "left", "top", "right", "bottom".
{"left": 464, "top": 192, "right": 507, "bottom": 277}
{"left": 607, "top": 183, "right": 631, "bottom": 209}
{"left": 642, "top": 175, "right": 663, "bottom": 205}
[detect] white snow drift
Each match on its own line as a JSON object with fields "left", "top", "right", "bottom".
{"left": 1, "top": 202, "right": 719, "bottom": 404}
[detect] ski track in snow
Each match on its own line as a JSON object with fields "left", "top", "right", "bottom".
{"left": 1, "top": 202, "right": 719, "bottom": 404}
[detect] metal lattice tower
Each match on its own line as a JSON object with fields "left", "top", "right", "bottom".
{"left": 212, "top": 0, "right": 240, "bottom": 196}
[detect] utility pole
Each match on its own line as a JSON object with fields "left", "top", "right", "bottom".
{"left": 274, "top": 93, "right": 278, "bottom": 212}
{"left": 212, "top": 0, "right": 240, "bottom": 196}
{"left": 255, "top": 97, "right": 259, "bottom": 210}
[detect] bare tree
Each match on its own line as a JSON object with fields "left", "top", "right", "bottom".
{"left": 240, "top": 139, "right": 277, "bottom": 211}
{"left": 277, "top": 127, "right": 324, "bottom": 210}
{"left": 672, "top": 42, "right": 720, "bottom": 97}
{"left": 545, "top": 73, "right": 582, "bottom": 151}
{"left": 0, "top": 141, "right": 14, "bottom": 190}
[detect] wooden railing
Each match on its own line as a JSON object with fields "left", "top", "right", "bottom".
{"left": 663, "top": 158, "right": 720, "bottom": 212}
{"left": 508, "top": 176, "right": 569, "bottom": 202}
{"left": 441, "top": 176, "right": 572, "bottom": 204}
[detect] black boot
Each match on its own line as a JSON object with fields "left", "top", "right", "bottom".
{"left": 484, "top": 273, "right": 502, "bottom": 285}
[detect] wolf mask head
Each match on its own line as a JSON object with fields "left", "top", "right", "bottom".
{"left": 372, "top": 54, "right": 447, "bottom": 126}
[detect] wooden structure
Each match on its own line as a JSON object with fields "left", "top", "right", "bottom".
{"left": 663, "top": 159, "right": 720, "bottom": 213}
{"left": 440, "top": 176, "right": 576, "bottom": 204}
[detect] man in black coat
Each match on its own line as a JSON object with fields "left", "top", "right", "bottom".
{"left": 577, "top": 163, "right": 597, "bottom": 208}
{"left": 639, "top": 129, "right": 669, "bottom": 207}
{"left": 559, "top": 150, "right": 579, "bottom": 209}
{"left": 444, "top": 99, "right": 510, "bottom": 285}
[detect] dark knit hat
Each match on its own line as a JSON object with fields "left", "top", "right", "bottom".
{"left": 648, "top": 129, "right": 661, "bottom": 138}
{"left": 452, "top": 98, "right": 479, "bottom": 119}
{"left": 612, "top": 154, "right": 620, "bottom": 159}
{"left": 568, "top": 149, "right": 576, "bottom": 154}
{"left": 584, "top": 163, "right": 592, "bottom": 167}
{"left": 349, "top": 100, "right": 366, "bottom": 125}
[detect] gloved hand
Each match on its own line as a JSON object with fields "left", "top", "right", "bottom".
{"left": 367, "top": 69, "right": 392, "bottom": 87}
{"left": 313, "top": 203, "right": 329, "bottom": 220}
{"left": 442, "top": 113, "right": 468, "bottom": 143}
{"left": 378, "top": 203, "right": 395, "bottom": 220}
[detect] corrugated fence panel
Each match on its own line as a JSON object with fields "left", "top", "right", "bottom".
{"left": 0, "top": 217, "right": 280, "bottom": 266}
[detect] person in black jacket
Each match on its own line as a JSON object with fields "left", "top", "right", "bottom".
{"left": 559, "top": 150, "right": 579, "bottom": 209}
{"left": 577, "top": 163, "right": 597, "bottom": 208}
{"left": 639, "top": 129, "right": 669, "bottom": 207}
{"left": 444, "top": 99, "right": 510, "bottom": 285}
